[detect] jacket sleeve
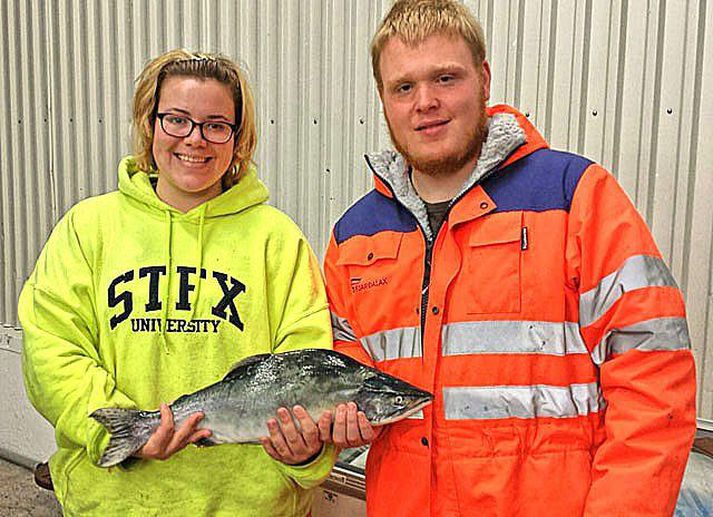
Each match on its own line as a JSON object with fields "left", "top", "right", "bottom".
{"left": 19, "top": 208, "right": 137, "bottom": 465}
{"left": 566, "top": 165, "right": 697, "bottom": 515}
{"left": 323, "top": 232, "right": 375, "bottom": 367}
{"left": 266, "top": 231, "right": 337, "bottom": 488}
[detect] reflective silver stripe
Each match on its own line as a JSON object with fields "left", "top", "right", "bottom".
{"left": 580, "top": 255, "right": 678, "bottom": 327}
{"left": 330, "top": 312, "right": 356, "bottom": 342}
{"left": 591, "top": 316, "right": 691, "bottom": 364}
{"left": 360, "top": 326, "right": 422, "bottom": 361}
{"left": 443, "top": 383, "right": 603, "bottom": 420}
{"left": 442, "top": 320, "right": 588, "bottom": 357}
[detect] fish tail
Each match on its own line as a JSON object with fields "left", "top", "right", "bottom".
{"left": 90, "top": 408, "right": 156, "bottom": 468}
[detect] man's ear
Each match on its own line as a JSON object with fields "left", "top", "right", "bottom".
{"left": 481, "top": 60, "right": 492, "bottom": 102}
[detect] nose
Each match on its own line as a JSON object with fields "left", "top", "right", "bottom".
{"left": 414, "top": 84, "right": 439, "bottom": 112}
{"left": 183, "top": 124, "right": 207, "bottom": 146}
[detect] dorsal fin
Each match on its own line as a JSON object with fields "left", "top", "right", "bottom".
{"left": 222, "top": 353, "right": 271, "bottom": 380}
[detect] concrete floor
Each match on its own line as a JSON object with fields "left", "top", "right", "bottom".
{"left": 0, "top": 459, "right": 61, "bottom": 516}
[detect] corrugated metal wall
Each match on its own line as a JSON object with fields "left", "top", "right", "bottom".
{"left": 1, "top": 0, "right": 711, "bottom": 417}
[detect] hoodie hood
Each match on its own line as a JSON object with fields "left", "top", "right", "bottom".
{"left": 365, "top": 105, "right": 548, "bottom": 241}
{"left": 117, "top": 156, "right": 269, "bottom": 219}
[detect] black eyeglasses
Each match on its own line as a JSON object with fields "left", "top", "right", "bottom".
{"left": 156, "top": 113, "right": 237, "bottom": 144}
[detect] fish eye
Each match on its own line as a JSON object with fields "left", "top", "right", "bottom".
{"left": 395, "top": 395, "right": 404, "bottom": 405}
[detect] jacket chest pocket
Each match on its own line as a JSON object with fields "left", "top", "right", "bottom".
{"left": 336, "top": 233, "right": 404, "bottom": 307}
{"left": 465, "top": 211, "right": 522, "bottom": 314}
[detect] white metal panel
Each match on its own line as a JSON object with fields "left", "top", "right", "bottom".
{"left": 0, "top": 328, "right": 56, "bottom": 466}
{"left": 0, "top": 0, "right": 712, "bottom": 421}
{"left": 686, "top": 0, "right": 713, "bottom": 420}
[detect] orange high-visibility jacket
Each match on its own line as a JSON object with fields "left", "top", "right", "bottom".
{"left": 324, "top": 105, "right": 696, "bottom": 516}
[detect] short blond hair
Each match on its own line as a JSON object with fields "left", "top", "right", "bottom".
{"left": 132, "top": 49, "right": 257, "bottom": 187}
{"left": 371, "top": 0, "right": 487, "bottom": 91}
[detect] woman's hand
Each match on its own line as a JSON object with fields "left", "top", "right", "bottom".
{"left": 260, "top": 406, "right": 324, "bottom": 465}
{"left": 318, "top": 402, "right": 381, "bottom": 449}
{"left": 134, "top": 403, "right": 212, "bottom": 461}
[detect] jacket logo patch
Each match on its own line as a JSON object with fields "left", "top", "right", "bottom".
{"left": 350, "top": 276, "right": 389, "bottom": 294}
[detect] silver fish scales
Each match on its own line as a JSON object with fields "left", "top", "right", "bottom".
{"left": 91, "top": 348, "right": 433, "bottom": 467}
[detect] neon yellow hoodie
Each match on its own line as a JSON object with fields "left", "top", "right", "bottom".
{"left": 19, "top": 157, "right": 335, "bottom": 516}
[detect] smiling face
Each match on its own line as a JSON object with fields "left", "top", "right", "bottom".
{"left": 379, "top": 33, "right": 491, "bottom": 178}
{"left": 152, "top": 76, "right": 236, "bottom": 212}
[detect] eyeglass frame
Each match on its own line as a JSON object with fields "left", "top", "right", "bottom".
{"left": 155, "top": 112, "right": 238, "bottom": 144}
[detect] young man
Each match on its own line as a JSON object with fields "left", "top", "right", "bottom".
{"left": 319, "top": 1, "right": 697, "bottom": 515}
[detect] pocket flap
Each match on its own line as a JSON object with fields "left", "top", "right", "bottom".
{"left": 468, "top": 211, "right": 522, "bottom": 247}
{"left": 336, "top": 232, "right": 404, "bottom": 266}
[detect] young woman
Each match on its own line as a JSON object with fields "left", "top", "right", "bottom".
{"left": 19, "top": 49, "right": 334, "bottom": 516}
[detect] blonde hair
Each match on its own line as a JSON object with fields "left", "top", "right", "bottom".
{"left": 132, "top": 49, "right": 257, "bottom": 187}
{"left": 371, "top": 0, "right": 487, "bottom": 91}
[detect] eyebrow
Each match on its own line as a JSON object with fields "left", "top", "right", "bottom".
{"left": 159, "top": 107, "right": 234, "bottom": 122}
{"left": 387, "top": 63, "right": 467, "bottom": 87}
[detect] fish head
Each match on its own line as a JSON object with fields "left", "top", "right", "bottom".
{"left": 355, "top": 371, "right": 433, "bottom": 426}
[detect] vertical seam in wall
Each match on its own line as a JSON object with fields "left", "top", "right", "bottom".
{"left": 0, "top": 0, "right": 11, "bottom": 322}
{"left": 275, "top": 0, "right": 283, "bottom": 202}
{"left": 681, "top": 0, "right": 706, "bottom": 294}
{"left": 612, "top": 0, "right": 628, "bottom": 177}
{"left": 319, "top": 0, "right": 330, "bottom": 256}
{"left": 670, "top": 0, "right": 691, "bottom": 268}
{"left": 346, "top": 0, "right": 356, "bottom": 200}
{"left": 486, "top": 0, "right": 494, "bottom": 81}
{"left": 702, "top": 226, "right": 713, "bottom": 415}
{"left": 544, "top": 0, "right": 558, "bottom": 139}
{"left": 10, "top": 0, "right": 21, "bottom": 321}
{"left": 46, "top": 1, "right": 57, "bottom": 222}
{"left": 297, "top": 1, "right": 304, "bottom": 225}
{"left": 577, "top": 0, "right": 592, "bottom": 154}
{"left": 646, "top": 0, "right": 666, "bottom": 226}
{"left": 514, "top": 0, "right": 525, "bottom": 109}
{"left": 536, "top": 0, "right": 544, "bottom": 122}
{"left": 566, "top": 0, "right": 577, "bottom": 149}
{"left": 634, "top": 1, "right": 652, "bottom": 209}
{"left": 602, "top": 0, "right": 613, "bottom": 167}
{"left": 45, "top": 0, "right": 59, "bottom": 225}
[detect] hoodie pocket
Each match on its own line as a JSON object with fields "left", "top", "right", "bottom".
{"left": 465, "top": 211, "right": 522, "bottom": 314}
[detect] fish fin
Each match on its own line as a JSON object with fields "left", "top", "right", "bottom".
{"left": 90, "top": 408, "right": 155, "bottom": 468}
{"left": 222, "top": 353, "right": 271, "bottom": 380}
{"left": 194, "top": 437, "right": 219, "bottom": 447}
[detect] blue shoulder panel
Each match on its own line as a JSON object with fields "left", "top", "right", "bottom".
{"left": 482, "top": 149, "right": 593, "bottom": 212}
{"left": 334, "top": 190, "right": 418, "bottom": 244}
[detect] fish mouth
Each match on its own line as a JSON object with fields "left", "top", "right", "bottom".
{"left": 373, "top": 396, "right": 433, "bottom": 426}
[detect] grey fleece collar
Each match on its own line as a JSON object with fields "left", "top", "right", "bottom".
{"left": 365, "top": 112, "right": 526, "bottom": 241}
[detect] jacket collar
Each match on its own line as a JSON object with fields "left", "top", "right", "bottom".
{"left": 365, "top": 104, "right": 546, "bottom": 241}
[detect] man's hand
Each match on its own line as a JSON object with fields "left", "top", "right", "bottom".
{"left": 134, "top": 403, "right": 211, "bottom": 461}
{"left": 318, "top": 402, "right": 382, "bottom": 449}
{"left": 260, "top": 405, "right": 324, "bottom": 465}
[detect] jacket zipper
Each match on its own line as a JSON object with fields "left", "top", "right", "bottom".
{"left": 365, "top": 157, "right": 434, "bottom": 343}
{"left": 420, "top": 237, "right": 434, "bottom": 337}
{"left": 364, "top": 156, "right": 500, "bottom": 347}
{"left": 418, "top": 184, "right": 480, "bottom": 339}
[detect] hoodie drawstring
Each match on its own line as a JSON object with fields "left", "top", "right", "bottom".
{"left": 159, "top": 210, "right": 173, "bottom": 354}
{"left": 190, "top": 206, "right": 207, "bottom": 322}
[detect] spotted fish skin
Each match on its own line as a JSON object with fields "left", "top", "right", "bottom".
{"left": 91, "top": 349, "right": 433, "bottom": 467}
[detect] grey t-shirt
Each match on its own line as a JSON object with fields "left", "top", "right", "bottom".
{"left": 424, "top": 199, "right": 451, "bottom": 236}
